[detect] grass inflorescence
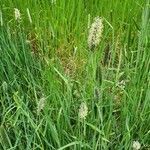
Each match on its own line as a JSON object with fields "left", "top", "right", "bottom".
{"left": 0, "top": 0, "right": 150, "bottom": 149}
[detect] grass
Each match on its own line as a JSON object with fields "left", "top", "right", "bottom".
{"left": 0, "top": 0, "right": 150, "bottom": 149}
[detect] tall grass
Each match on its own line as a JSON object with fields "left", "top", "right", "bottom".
{"left": 0, "top": 0, "right": 150, "bottom": 149}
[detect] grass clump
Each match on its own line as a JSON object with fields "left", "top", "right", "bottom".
{"left": 0, "top": 0, "right": 150, "bottom": 149}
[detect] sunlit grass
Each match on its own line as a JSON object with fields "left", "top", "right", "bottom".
{"left": 0, "top": 0, "right": 150, "bottom": 149}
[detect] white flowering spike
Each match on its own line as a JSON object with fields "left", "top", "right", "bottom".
{"left": 132, "top": 141, "right": 141, "bottom": 150}
{"left": 79, "top": 102, "right": 88, "bottom": 119}
{"left": 37, "top": 97, "right": 46, "bottom": 115}
{"left": 88, "top": 17, "right": 103, "bottom": 50}
{"left": 14, "top": 8, "right": 21, "bottom": 21}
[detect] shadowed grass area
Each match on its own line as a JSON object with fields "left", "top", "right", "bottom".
{"left": 0, "top": 0, "right": 150, "bottom": 149}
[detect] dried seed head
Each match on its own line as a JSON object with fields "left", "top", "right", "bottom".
{"left": 88, "top": 17, "right": 103, "bottom": 50}
{"left": 14, "top": 8, "right": 21, "bottom": 21}
{"left": 132, "top": 141, "right": 141, "bottom": 150}
{"left": 79, "top": 102, "right": 88, "bottom": 119}
{"left": 37, "top": 97, "right": 46, "bottom": 115}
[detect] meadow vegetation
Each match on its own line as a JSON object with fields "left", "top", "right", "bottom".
{"left": 0, "top": 0, "right": 150, "bottom": 149}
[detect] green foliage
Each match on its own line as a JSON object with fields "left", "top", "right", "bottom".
{"left": 0, "top": 0, "right": 150, "bottom": 149}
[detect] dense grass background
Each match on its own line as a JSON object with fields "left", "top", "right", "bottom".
{"left": 0, "top": 0, "right": 150, "bottom": 149}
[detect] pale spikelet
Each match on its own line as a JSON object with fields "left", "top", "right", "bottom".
{"left": 132, "top": 141, "right": 141, "bottom": 150}
{"left": 88, "top": 17, "right": 103, "bottom": 50}
{"left": 94, "top": 87, "right": 100, "bottom": 100}
{"left": 37, "top": 97, "right": 46, "bottom": 115}
{"left": 14, "top": 8, "right": 21, "bottom": 21}
{"left": 79, "top": 102, "right": 88, "bottom": 119}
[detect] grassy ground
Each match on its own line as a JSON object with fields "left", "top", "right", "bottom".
{"left": 0, "top": 0, "right": 150, "bottom": 149}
